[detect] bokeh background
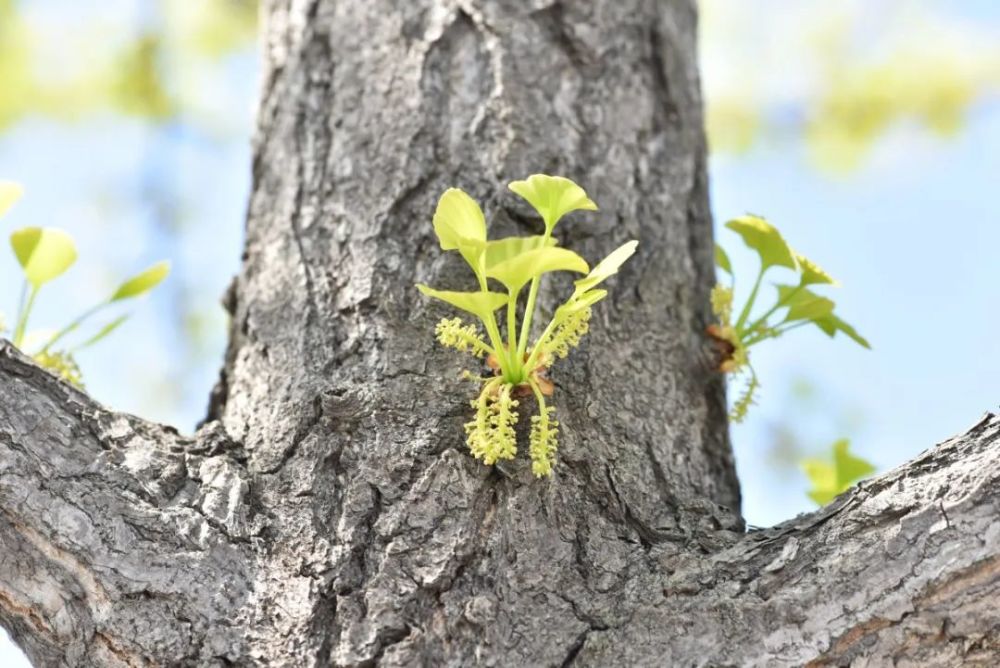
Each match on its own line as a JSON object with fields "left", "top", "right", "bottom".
{"left": 1, "top": 0, "right": 998, "bottom": 663}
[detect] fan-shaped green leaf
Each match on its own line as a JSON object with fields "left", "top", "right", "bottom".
{"left": 802, "top": 459, "right": 837, "bottom": 505}
{"left": 111, "top": 261, "right": 170, "bottom": 301}
{"left": 803, "top": 439, "right": 875, "bottom": 505}
{"left": 432, "top": 188, "right": 487, "bottom": 250}
{"left": 832, "top": 439, "right": 875, "bottom": 488}
{"left": 812, "top": 313, "right": 871, "bottom": 349}
{"left": 0, "top": 181, "right": 24, "bottom": 219}
{"left": 573, "top": 240, "right": 638, "bottom": 295}
{"left": 484, "top": 235, "right": 557, "bottom": 269}
{"left": 416, "top": 284, "right": 507, "bottom": 319}
{"left": 11, "top": 227, "right": 78, "bottom": 287}
{"left": 715, "top": 243, "right": 732, "bottom": 274}
{"left": 486, "top": 246, "right": 589, "bottom": 294}
{"left": 775, "top": 285, "right": 835, "bottom": 323}
{"left": 794, "top": 251, "right": 837, "bottom": 286}
{"left": 725, "top": 215, "right": 796, "bottom": 270}
{"left": 508, "top": 174, "right": 597, "bottom": 231}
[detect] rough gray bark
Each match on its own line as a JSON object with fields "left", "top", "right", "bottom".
{"left": 1, "top": 0, "right": 998, "bottom": 666}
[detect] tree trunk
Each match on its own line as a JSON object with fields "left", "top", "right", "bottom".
{"left": 1, "top": 0, "right": 998, "bottom": 665}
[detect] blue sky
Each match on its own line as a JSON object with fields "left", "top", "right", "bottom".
{"left": 716, "top": 106, "right": 1000, "bottom": 524}
{"left": 1, "top": 1, "right": 999, "bottom": 664}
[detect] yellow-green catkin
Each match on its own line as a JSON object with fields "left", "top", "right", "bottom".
{"left": 729, "top": 372, "right": 758, "bottom": 423}
{"left": 710, "top": 284, "right": 733, "bottom": 324}
{"left": 466, "top": 381, "right": 496, "bottom": 461}
{"left": 529, "top": 405, "right": 558, "bottom": 477}
{"left": 436, "top": 317, "right": 490, "bottom": 357}
{"left": 487, "top": 383, "right": 519, "bottom": 464}
{"left": 543, "top": 308, "right": 591, "bottom": 364}
{"left": 33, "top": 351, "right": 84, "bottom": 388}
{"left": 465, "top": 380, "right": 518, "bottom": 464}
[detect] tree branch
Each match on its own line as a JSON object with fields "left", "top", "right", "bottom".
{"left": 3, "top": 349, "right": 999, "bottom": 665}
{"left": 577, "top": 413, "right": 1000, "bottom": 666}
{"left": 0, "top": 342, "right": 251, "bottom": 666}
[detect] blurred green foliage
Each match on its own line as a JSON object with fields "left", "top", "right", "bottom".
{"left": 712, "top": 215, "right": 868, "bottom": 423}
{"left": 0, "top": 0, "right": 257, "bottom": 130}
{"left": 1, "top": 182, "right": 170, "bottom": 387}
{"left": 757, "top": 377, "right": 875, "bottom": 505}
{"left": 802, "top": 439, "right": 876, "bottom": 505}
{"left": 702, "top": 0, "right": 1000, "bottom": 171}
{"left": 0, "top": 0, "right": 258, "bottom": 419}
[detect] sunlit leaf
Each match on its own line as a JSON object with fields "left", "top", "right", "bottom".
{"left": 172, "top": 0, "right": 259, "bottom": 59}
{"left": 10, "top": 227, "right": 77, "bottom": 287}
{"left": 802, "top": 459, "right": 837, "bottom": 506}
{"left": 486, "top": 246, "right": 589, "bottom": 294}
{"left": 0, "top": 180, "right": 23, "bottom": 218}
{"left": 77, "top": 315, "right": 129, "bottom": 349}
{"left": 433, "top": 188, "right": 487, "bottom": 250}
{"left": 803, "top": 439, "right": 875, "bottom": 505}
{"left": 573, "top": 240, "right": 639, "bottom": 295}
{"left": 832, "top": 439, "right": 876, "bottom": 488}
{"left": 484, "top": 235, "right": 556, "bottom": 269}
{"left": 111, "top": 261, "right": 170, "bottom": 301}
{"left": 110, "top": 34, "right": 175, "bottom": 120}
{"left": 416, "top": 284, "right": 507, "bottom": 320}
{"left": 715, "top": 243, "right": 732, "bottom": 274}
{"left": 776, "top": 285, "right": 835, "bottom": 323}
{"left": 725, "top": 215, "right": 796, "bottom": 270}
{"left": 508, "top": 174, "right": 597, "bottom": 231}
{"left": 812, "top": 312, "right": 871, "bottom": 349}
{"left": 794, "top": 251, "right": 837, "bottom": 286}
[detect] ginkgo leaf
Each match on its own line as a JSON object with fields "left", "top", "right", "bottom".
{"left": 432, "top": 188, "right": 487, "bottom": 250}
{"left": 794, "top": 251, "right": 837, "bottom": 286}
{"left": 416, "top": 284, "right": 507, "bottom": 320}
{"left": 484, "top": 235, "right": 557, "bottom": 269}
{"left": 831, "top": 439, "right": 876, "bottom": 488}
{"left": 573, "top": 240, "right": 638, "bottom": 295}
{"left": 486, "top": 246, "right": 589, "bottom": 294}
{"left": 803, "top": 439, "right": 875, "bottom": 505}
{"left": 715, "top": 243, "right": 732, "bottom": 274}
{"left": 111, "top": 261, "right": 170, "bottom": 301}
{"left": 10, "top": 227, "right": 78, "bottom": 287}
{"left": 802, "top": 459, "right": 837, "bottom": 506}
{"left": 725, "top": 215, "right": 796, "bottom": 270}
{"left": 812, "top": 312, "right": 871, "bottom": 349}
{"left": 508, "top": 174, "right": 597, "bottom": 231}
{"left": 775, "top": 285, "right": 835, "bottom": 323}
{"left": 0, "top": 181, "right": 24, "bottom": 218}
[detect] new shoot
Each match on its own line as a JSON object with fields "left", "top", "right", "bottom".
{"left": 417, "top": 175, "right": 637, "bottom": 477}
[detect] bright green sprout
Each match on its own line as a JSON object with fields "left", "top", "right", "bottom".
{"left": 1, "top": 181, "right": 170, "bottom": 387}
{"left": 711, "top": 215, "right": 870, "bottom": 422}
{"left": 802, "top": 439, "right": 875, "bottom": 505}
{"left": 418, "top": 175, "right": 637, "bottom": 477}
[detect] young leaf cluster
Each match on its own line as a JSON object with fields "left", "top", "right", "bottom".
{"left": 418, "top": 175, "right": 637, "bottom": 477}
{"left": 711, "top": 215, "right": 869, "bottom": 422}
{"left": 0, "top": 180, "right": 169, "bottom": 386}
{"left": 801, "top": 439, "right": 875, "bottom": 505}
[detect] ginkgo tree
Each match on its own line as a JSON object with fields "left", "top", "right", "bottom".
{"left": 0, "top": 180, "right": 170, "bottom": 387}
{"left": 417, "top": 174, "right": 637, "bottom": 477}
